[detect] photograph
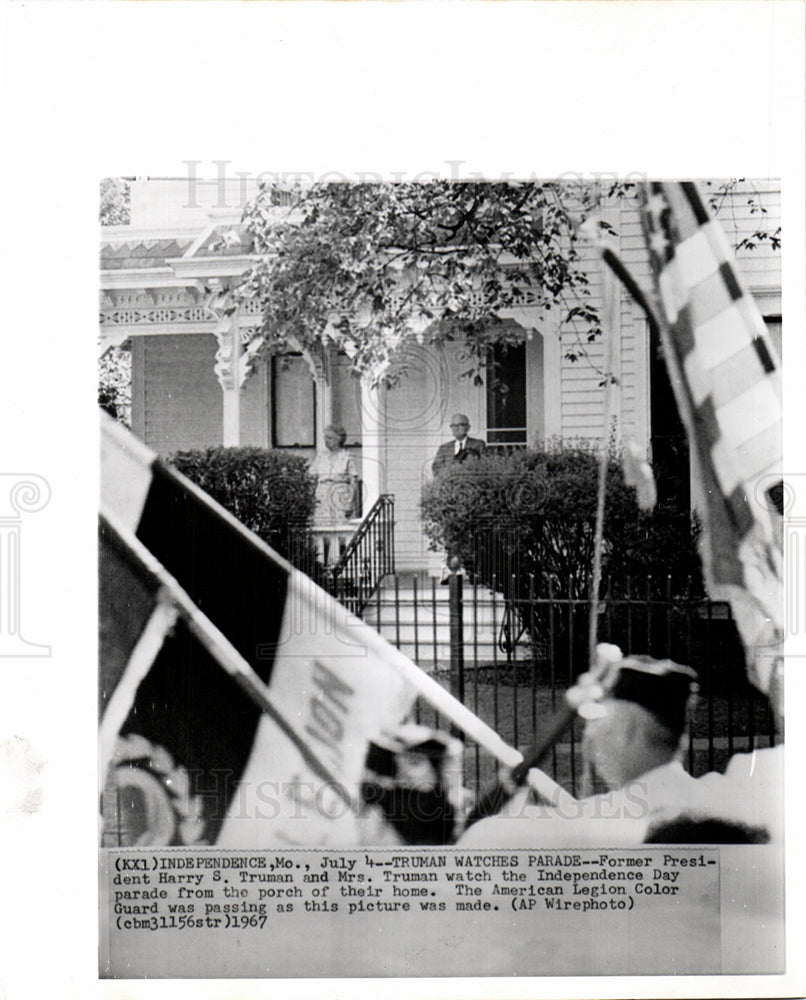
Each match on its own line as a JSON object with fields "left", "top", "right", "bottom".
{"left": 98, "top": 172, "right": 785, "bottom": 978}
{"left": 0, "top": 1, "right": 802, "bottom": 997}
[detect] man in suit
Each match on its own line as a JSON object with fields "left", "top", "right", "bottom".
{"left": 432, "top": 414, "right": 487, "bottom": 476}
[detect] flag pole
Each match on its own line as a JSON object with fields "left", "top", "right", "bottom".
{"left": 587, "top": 213, "right": 620, "bottom": 665}
{"left": 467, "top": 202, "right": 627, "bottom": 824}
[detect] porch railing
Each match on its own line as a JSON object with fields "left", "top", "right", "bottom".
{"left": 327, "top": 494, "right": 395, "bottom": 615}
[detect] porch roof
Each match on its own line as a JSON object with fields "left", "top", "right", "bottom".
{"left": 100, "top": 224, "right": 254, "bottom": 274}
{"left": 100, "top": 238, "right": 195, "bottom": 270}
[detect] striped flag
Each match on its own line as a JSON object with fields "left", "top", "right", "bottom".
{"left": 638, "top": 181, "right": 783, "bottom": 692}
{"left": 100, "top": 415, "right": 520, "bottom": 847}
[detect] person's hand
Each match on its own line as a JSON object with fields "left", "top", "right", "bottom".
{"left": 566, "top": 643, "right": 622, "bottom": 716}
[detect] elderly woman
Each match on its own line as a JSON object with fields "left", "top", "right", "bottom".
{"left": 309, "top": 424, "right": 358, "bottom": 524}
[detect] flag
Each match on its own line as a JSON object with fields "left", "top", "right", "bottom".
{"left": 99, "top": 512, "right": 317, "bottom": 847}
{"left": 100, "top": 414, "right": 520, "bottom": 846}
{"left": 637, "top": 181, "right": 783, "bottom": 692}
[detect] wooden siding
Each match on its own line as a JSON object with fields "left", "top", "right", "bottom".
{"left": 558, "top": 180, "right": 781, "bottom": 452}
{"left": 141, "top": 334, "right": 222, "bottom": 455}
{"left": 240, "top": 359, "right": 270, "bottom": 448}
{"left": 380, "top": 344, "right": 452, "bottom": 572}
{"left": 618, "top": 179, "right": 781, "bottom": 292}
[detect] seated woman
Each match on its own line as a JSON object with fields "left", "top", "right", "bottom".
{"left": 309, "top": 424, "right": 358, "bottom": 526}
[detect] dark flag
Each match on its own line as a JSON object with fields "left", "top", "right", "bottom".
{"left": 100, "top": 415, "right": 519, "bottom": 846}
{"left": 100, "top": 512, "right": 307, "bottom": 846}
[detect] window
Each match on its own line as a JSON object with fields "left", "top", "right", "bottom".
{"left": 486, "top": 342, "right": 527, "bottom": 449}
{"left": 271, "top": 355, "right": 316, "bottom": 447}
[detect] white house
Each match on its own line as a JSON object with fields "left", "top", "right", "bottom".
{"left": 99, "top": 177, "right": 782, "bottom": 575}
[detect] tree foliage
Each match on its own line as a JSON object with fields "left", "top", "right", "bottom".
{"left": 704, "top": 179, "right": 782, "bottom": 254}
{"left": 98, "top": 346, "right": 132, "bottom": 427}
{"left": 99, "top": 179, "right": 133, "bottom": 424}
{"left": 100, "top": 178, "right": 131, "bottom": 227}
{"left": 234, "top": 178, "right": 779, "bottom": 386}
{"left": 236, "top": 181, "right": 615, "bottom": 384}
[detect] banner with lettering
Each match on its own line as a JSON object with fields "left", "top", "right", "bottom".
{"left": 100, "top": 414, "right": 520, "bottom": 847}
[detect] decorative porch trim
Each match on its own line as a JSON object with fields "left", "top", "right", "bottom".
{"left": 166, "top": 255, "right": 253, "bottom": 279}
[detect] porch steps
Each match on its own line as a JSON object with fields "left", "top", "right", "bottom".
{"left": 361, "top": 574, "right": 531, "bottom": 667}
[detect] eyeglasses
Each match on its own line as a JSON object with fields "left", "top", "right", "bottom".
{"left": 450, "top": 423, "right": 469, "bottom": 428}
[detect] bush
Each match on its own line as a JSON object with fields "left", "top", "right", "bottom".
{"left": 169, "top": 447, "right": 317, "bottom": 564}
{"left": 421, "top": 444, "right": 703, "bottom": 670}
{"left": 422, "top": 445, "right": 701, "bottom": 595}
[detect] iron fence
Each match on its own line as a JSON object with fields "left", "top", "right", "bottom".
{"left": 369, "top": 572, "right": 777, "bottom": 797}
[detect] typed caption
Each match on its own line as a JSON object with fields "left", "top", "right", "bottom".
{"left": 101, "top": 847, "right": 721, "bottom": 977}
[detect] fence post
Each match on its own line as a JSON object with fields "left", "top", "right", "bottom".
{"left": 448, "top": 564, "right": 465, "bottom": 716}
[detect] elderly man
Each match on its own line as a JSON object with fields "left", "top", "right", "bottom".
{"left": 459, "top": 654, "right": 702, "bottom": 847}
{"left": 432, "top": 414, "right": 487, "bottom": 476}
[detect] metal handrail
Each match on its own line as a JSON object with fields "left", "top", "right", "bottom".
{"left": 328, "top": 494, "right": 395, "bottom": 614}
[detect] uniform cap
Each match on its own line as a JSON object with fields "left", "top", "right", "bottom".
{"left": 610, "top": 655, "right": 698, "bottom": 736}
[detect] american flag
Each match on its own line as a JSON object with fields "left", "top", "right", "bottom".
{"left": 639, "top": 181, "right": 783, "bottom": 692}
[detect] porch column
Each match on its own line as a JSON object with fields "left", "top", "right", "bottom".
{"left": 542, "top": 304, "right": 563, "bottom": 439}
{"left": 360, "top": 377, "right": 383, "bottom": 513}
{"left": 602, "top": 257, "right": 622, "bottom": 441}
{"left": 601, "top": 208, "right": 623, "bottom": 440}
{"left": 315, "top": 376, "right": 334, "bottom": 444}
{"left": 214, "top": 304, "right": 242, "bottom": 446}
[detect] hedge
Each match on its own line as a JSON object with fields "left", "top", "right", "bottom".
{"left": 169, "top": 446, "right": 317, "bottom": 563}
{"left": 421, "top": 445, "right": 704, "bottom": 670}
{"left": 421, "top": 445, "right": 702, "bottom": 597}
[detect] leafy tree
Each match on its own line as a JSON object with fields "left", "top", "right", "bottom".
{"left": 98, "top": 346, "right": 132, "bottom": 427}
{"left": 99, "top": 178, "right": 131, "bottom": 227}
{"left": 236, "top": 181, "right": 614, "bottom": 384}
{"left": 234, "top": 178, "right": 779, "bottom": 387}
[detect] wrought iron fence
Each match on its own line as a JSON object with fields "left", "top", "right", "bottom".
{"left": 370, "top": 572, "right": 777, "bottom": 797}
{"left": 465, "top": 513, "right": 704, "bottom": 606}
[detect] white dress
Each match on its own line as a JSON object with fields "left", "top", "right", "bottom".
{"left": 309, "top": 449, "right": 357, "bottom": 523}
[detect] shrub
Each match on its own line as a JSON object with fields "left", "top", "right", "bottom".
{"left": 421, "top": 444, "right": 703, "bottom": 670}
{"left": 169, "top": 447, "right": 317, "bottom": 564}
{"left": 422, "top": 445, "right": 701, "bottom": 595}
